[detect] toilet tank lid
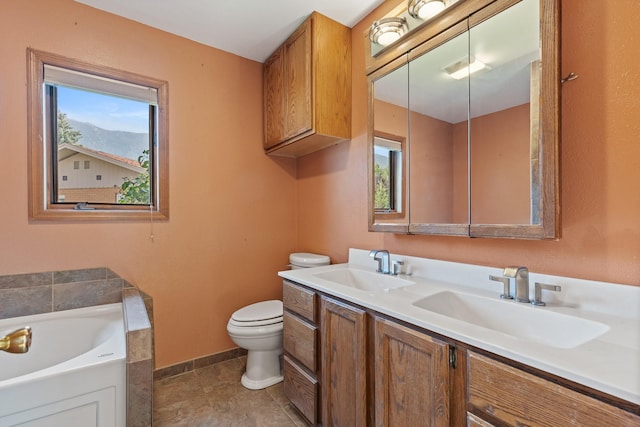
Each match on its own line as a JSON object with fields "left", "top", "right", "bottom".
{"left": 289, "top": 252, "right": 330, "bottom": 267}
{"left": 232, "top": 300, "right": 283, "bottom": 322}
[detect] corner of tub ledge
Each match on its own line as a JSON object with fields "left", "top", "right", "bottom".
{"left": 122, "top": 287, "right": 152, "bottom": 331}
{"left": 121, "top": 286, "right": 154, "bottom": 427}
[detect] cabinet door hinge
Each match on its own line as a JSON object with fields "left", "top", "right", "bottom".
{"left": 449, "top": 345, "right": 457, "bottom": 369}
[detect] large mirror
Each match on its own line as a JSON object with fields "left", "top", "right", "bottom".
{"left": 408, "top": 25, "right": 470, "bottom": 236}
{"left": 369, "top": 57, "right": 409, "bottom": 232}
{"left": 368, "top": 0, "right": 559, "bottom": 239}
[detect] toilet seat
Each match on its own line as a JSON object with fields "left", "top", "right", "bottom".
{"left": 230, "top": 300, "right": 283, "bottom": 328}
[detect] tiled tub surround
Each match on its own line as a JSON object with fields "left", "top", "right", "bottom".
{"left": 279, "top": 248, "right": 640, "bottom": 407}
{"left": 0, "top": 268, "right": 154, "bottom": 427}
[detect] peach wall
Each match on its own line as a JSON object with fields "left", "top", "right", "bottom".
{"left": 409, "top": 110, "right": 455, "bottom": 224}
{"left": 298, "top": 0, "right": 640, "bottom": 287}
{"left": 452, "top": 120, "right": 469, "bottom": 223}
{"left": 0, "top": 0, "right": 298, "bottom": 368}
{"left": 470, "top": 103, "right": 530, "bottom": 224}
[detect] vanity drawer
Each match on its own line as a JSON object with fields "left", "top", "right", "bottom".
{"left": 283, "top": 280, "right": 316, "bottom": 322}
{"left": 467, "top": 352, "right": 640, "bottom": 426}
{"left": 284, "top": 354, "right": 319, "bottom": 425}
{"left": 283, "top": 311, "right": 317, "bottom": 372}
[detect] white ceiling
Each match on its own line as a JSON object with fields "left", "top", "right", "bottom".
{"left": 74, "top": 0, "right": 385, "bottom": 63}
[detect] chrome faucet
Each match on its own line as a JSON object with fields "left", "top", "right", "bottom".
{"left": 369, "top": 249, "right": 391, "bottom": 274}
{"left": 503, "top": 266, "right": 530, "bottom": 303}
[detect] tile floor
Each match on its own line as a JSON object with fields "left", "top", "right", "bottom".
{"left": 153, "top": 357, "right": 308, "bottom": 426}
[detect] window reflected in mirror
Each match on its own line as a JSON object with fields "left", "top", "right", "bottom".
{"left": 370, "top": 59, "right": 409, "bottom": 229}
{"left": 374, "top": 133, "right": 405, "bottom": 215}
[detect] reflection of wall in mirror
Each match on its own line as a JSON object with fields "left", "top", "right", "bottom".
{"left": 374, "top": 99, "right": 408, "bottom": 140}
{"left": 409, "top": 109, "right": 455, "bottom": 223}
{"left": 374, "top": 100, "right": 460, "bottom": 223}
{"left": 470, "top": 103, "right": 530, "bottom": 224}
{"left": 375, "top": 99, "right": 529, "bottom": 225}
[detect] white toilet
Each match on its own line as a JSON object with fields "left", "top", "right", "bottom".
{"left": 227, "top": 252, "right": 330, "bottom": 390}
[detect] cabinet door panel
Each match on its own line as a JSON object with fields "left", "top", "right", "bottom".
{"left": 284, "top": 20, "right": 312, "bottom": 140}
{"left": 321, "top": 296, "right": 367, "bottom": 427}
{"left": 263, "top": 47, "right": 284, "bottom": 149}
{"left": 374, "top": 316, "right": 450, "bottom": 427}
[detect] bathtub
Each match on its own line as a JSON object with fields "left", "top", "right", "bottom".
{"left": 0, "top": 303, "right": 126, "bottom": 427}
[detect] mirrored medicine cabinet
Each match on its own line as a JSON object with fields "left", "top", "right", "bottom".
{"left": 367, "top": 0, "right": 560, "bottom": 239}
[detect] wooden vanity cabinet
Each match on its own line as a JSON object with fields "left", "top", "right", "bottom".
{"left": 282, "top": 281, "right": 320, "bottom": 425}
{"left": 283, "top": 280, "right": 462, "bottom": 426}
{"left": 283, "top": 280, "right": 640, "bottom": 426}
{"left": 263, "top": 12, "right": 351, "bottom": 157}
{"left": 467, "top": 351, "right": 640, "bottom": 426}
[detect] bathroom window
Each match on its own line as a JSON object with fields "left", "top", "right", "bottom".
{"left": 27, "top": 48, "right": 169, "bottom": 220}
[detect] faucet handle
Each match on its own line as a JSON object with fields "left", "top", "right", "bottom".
{"left": 531, "top": 283, "right": 562, "bottom": 306}
{"left": 391, "top": 260, "right": 404, "bottom": 276}
{"left": 369, "top": 250, "right": 382, "bottom": 273}
{"left": 490, "top": 275, "right": 513, "bottom": 300}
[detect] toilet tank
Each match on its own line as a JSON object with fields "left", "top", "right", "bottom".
{"left": 289, "top": 253, "right": 330, "bottom": 269}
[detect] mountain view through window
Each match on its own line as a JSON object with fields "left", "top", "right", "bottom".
{"left": 54, "top": 85, "right": 151, "bottom": 205}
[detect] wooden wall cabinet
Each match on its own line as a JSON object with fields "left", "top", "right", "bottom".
{"left": 263, "top": 12, "right": 351, "bottom": 157}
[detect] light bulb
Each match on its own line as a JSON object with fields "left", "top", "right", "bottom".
{"left": 417, "top": 1, "right": 446, "bottom": 20}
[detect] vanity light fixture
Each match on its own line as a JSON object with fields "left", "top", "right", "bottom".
{"left": 369, "top": 17, "right": 408, "bottom": 46}
{"left": 408, "top": 0, "right": 446, "bottom": 20}
{"left": 445, "top": 56, "right": 488, "bottom": 80}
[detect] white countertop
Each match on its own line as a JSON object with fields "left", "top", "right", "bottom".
{"left": 279, "top": 248, "right": 640, "bottom": 405}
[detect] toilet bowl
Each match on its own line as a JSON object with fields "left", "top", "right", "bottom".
{"left": 227, "top": 300, "right": 284, "bottom": 389}
{"left": 227, "top": 252, "right": 330, "bottom": 390}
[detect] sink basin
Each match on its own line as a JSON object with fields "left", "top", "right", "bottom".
{"left": 313, "top": 269, "right": 415, "bottom": 292}
{"left": 412, "top": 291, "right": 609, "bottom": 349}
